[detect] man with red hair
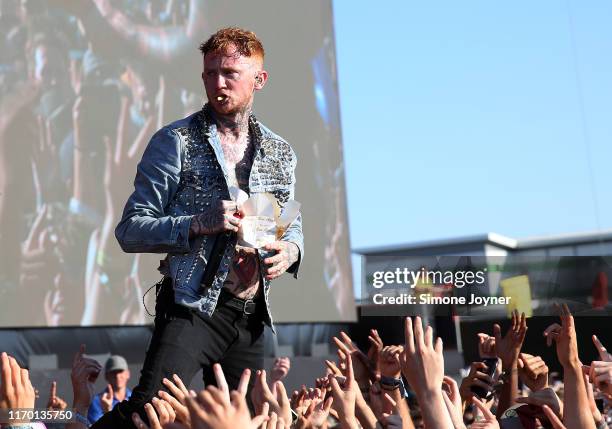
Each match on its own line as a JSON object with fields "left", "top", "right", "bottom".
{"left": 93, "top": 27, "right": 303, "bottom": 428}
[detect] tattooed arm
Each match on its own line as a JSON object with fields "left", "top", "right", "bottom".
{"left": 262, "top": 240, "right": 300, "bottom": 280}
{"left": 188, "top": 200, "right": 242, "bottom": 237}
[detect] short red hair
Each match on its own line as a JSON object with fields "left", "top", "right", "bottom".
{"left": 199, "top": 27, "right": 264, "bottom": 63}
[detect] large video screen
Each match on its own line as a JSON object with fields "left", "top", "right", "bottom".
{"left": 0, "top": 0, "right": 355, "bottom": 326}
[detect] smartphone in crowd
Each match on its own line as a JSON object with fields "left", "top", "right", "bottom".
{"left": 471, "top": 357, "right": 498, "bottom": 399}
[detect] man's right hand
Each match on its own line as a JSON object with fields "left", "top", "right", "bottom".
{"left": 459, "top": 361, "right": 495, "bottom": 404}
{"left": 189, "top": 200, "right": 242, "bottom": 237}
{"left": 101, "top": 384, "right": 114, "bottom": 413}
{"left": 518, "top": 353, "right": 548, "bottom": 391}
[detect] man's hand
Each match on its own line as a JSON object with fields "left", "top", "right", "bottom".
{"left": 294, "top": 395, "right": 333, "bottom": 429}
{"left": 333, "top": 331, "right": 379, "bottom": 389}
{"left": 159, "top": 373, "right": 192, "bottom": 426}
{"left": 131, "top": 398, "right": 176, "bottom": 429}
{"left": 544, "top": 304, "right": 595, "bottom": 429}
{"left": 250, "top": 370, "right": 292, "bottom": 424}
{"left": 399, "top": 317, "right": 445, "bottom": 396}
{"left": 477, "top": 333, "right": 496, "bottom": 359}
{"left": 515, "top": 387, "right": 563, "bottom": 420}
{"left": 592, "top": 335, "right": 612, "bottom": 362}
{"left": 518, "top": 353, "right": 548, "bottom": 391}
{"left": 379, "top": 346, "right": 402, "bottom": 379}
{"left": 587, "top": 361, "right": 612, "bottom": 396}
{"left": 328, "top": 354, "right": 359, "bottom": 428}
{"left": 542, "top": 405, "right": 568, "bottom": 429}
{"left": 189, "top": 200, "right": 242, "bottom": 237}
{"left": 101, "top": 383, "right": 114, "bottom": 413}
{"left": 0, "top": 352, "right": 36, "bottom": 422}
{"left": 494, "top": 310, "right": 527, "bottom": 370}
{"left": 263, "top": 241, "right": 299, "bottom": 280}
{"left": 399, "top": 316, "right": 454, "bottom": 429}
{"left": 442, "top": 376, "right": 466, "bottom": 429}
{"left": 47, "top": 381, "right": 68, "bottom": 410}
{"left": 270, "top": 357, "right": 291, "bottom": 384}
{"left": 583, "top": 373, "right": 603, "bottom": 425}
{"left": 184, "top": 388, "right": 268, "bottom": 429}
{"left": 70, "top": 345, "right": 102, "bottom": 413}
{"left": 471, "top": 397, "right": 501, "bottom": 429}
{"left": 375, "top": 393, "right": 403, "bottom": 429}
{"left": 543, "top": 304, "right": 580, "bottom": 368}
{"left": 459, "top": 361, "right": 495, "bottom": 405}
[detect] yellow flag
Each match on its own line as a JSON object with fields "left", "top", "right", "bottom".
{"left": 500, "top": 275, "right": 533, "bottom": 318}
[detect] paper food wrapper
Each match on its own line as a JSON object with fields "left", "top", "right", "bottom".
{"left": 229, "top": 187, "right": 300, "bottom": 248}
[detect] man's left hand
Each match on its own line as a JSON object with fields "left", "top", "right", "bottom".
{"left": 262, "top": 241, "right": 299, "bottom": 280}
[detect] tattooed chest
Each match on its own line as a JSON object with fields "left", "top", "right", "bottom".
{"left": 219, "top": 134, "right": 254, "bottom": 192}
{"left": 223, "top": 245, "right": 261, "bottom": 299}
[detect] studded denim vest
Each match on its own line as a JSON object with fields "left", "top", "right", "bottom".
{"left": 115, "top": 105, "right": 304, "bottom": 330}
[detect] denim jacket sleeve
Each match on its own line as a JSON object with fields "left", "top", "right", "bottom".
{"left": 278, "top": 144, "right": 304, "bottom": 278}
{"left": 115, "top": 126, "right": 193, "bottom": 253}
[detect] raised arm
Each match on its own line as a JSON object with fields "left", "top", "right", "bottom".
{"left": 544, "top": 304, "right": 596, "bottom": 429}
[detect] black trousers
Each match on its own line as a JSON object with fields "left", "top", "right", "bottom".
{"left": 91, "top": 278, "right": 266, "bottom": 429}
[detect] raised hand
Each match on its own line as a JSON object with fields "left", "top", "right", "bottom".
{"left": 543, "top": 304, "right": 596, "bottom": 429}
{"left": 328, "top": 353, "right": 359, "bottom": 429}
{"left": 442, "top": 376, "right": 465, "bottom": 429}
{"left": 70, "top": 344, "right": 102, "bottom": 414}
{"left": 263, "top": 241, "right": 300, "bottom": 280}
{"left": 459, "top": 361, "right": 495, "bottom": 404}
{"left": 291, "top": 387, "right": 314, "bottom": 417}
{"left": 515, "top": 387, "right": 563, "bottom": 420}
{"left": 101, "top": 383, "right": 115, "bottom": 413}
{"left": 159, "top": 373, "right": 193, "bottom": 426}
{"left": 376, "top": 393, "right": 403, "bottom": 429}
{"left": 368, "top": 380, "right": 390, "bottom": 422}
{"left": 250, "top": 370, "right": 292, "bottom": 424}
{"left": 400, "top": 317, "right": 444, "bottom": 394}
{"left": 471, "top": 397, "right": 500, "bottom": 429}
{"left": 583, "top": 373, "right": 603, "bottom": 426}
{"left": 212, "top": 363, "right": 231, "bottom": 404}
{"left": 518, "top": 353, "right": 548, "bottom": 391}
{"left": 399, "top": 316, "right": 453, "bottom": 429}
{"left": 324, "top": 359, "right": 343, "bottom": 377}
{"left": 542, "top": 405, "right": 568, "bottom": 429}
{"left": 592, "top": 335, "right": 612, "bottom": 362}
{"left": 271, "top": 357, "right": 291, "bottom": 384}
{"left": 333, "top": 331, "right": 377, "bottom": 388}
{"left": 477, "top": 333, "right": 496, "bottom": 359}
{"left": 543, "top": 304, "right": 579, "bottom": 368}
{"left": 367, "top": 329, "right": 383, "bottom": 374}
{"left": 587, "top": 361, "right": 612, "bottom": 397}
{"left": 19, "top": 205, "right": 62, "bottom": 303}
{"left": 493, "top": 310, "right": 527, "bottom": 369}
{"left": 294, "top": 395, "right": 333, "bottom": 429}
{"left": 262, "top": 410, "right": 288, "bottom": 429}
{"left": 184, "top": 388, "right": 268, "bottom": 429}
{"left": 442, "top": 390, "right": 466, "bottom": 429}
{"left": 334, "top": 348, "right": 379, "bottom": 429}
{"left": 0, "top": 352, "right": 36, "bottom": 422}
{"left": 379, "top": 346, "right": 402, "bottom": 379}
{"left": 46, "top": 381, "right": 68, "bottom": 410}
{"left": 131, "top": 398, "right": 176, "bottom": 429}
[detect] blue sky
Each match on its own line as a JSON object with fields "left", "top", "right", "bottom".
{"left": 333, "top": 1, "right": 612, "bottom": 252}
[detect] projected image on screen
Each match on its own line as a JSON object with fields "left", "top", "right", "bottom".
{"left": 0, "top": 0, "right": 354, "bottom": 326}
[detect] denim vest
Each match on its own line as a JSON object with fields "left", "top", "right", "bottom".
{"left": 115, "top": 106, "right": 303, "bottom": 329}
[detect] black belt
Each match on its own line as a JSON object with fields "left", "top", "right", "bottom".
{"left": 217, "top": 289, "right": 260, "bottom": 315}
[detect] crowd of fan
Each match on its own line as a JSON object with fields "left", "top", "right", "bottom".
{"left": 2, "top": 306, "right": 612, "bottom": 429}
